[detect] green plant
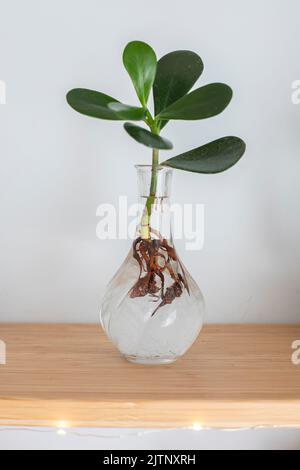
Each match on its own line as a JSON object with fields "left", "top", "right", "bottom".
{"left": 66, "top": 41, "right": 245, "bottom": 234}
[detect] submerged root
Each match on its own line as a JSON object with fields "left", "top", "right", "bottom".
{"left": 129, "top": 235, "right": 188, "bottom": 316}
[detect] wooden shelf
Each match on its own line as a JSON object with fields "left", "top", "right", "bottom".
{"left": 0, "top": 323, "right": 300, "bottom": 429}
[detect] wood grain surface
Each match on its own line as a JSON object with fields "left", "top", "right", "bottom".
{"left": 0, "top": 323, "right": 299, "bottom": 429}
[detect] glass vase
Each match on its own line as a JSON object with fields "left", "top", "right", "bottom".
{"left": 100, "top": 165, "right": 205, "bottom": 364}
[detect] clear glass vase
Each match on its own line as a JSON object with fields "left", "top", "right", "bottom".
{"left": 100, "top": 165, "right": 205, "bottom": 365}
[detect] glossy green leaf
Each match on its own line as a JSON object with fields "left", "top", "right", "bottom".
{"left": 124, "top": 123, "right": 173, "bottom": 150}
{"left": 123, "top": 41, "right": 157, "bottom": 106}
{"left": 66, "top": 88, "right": 122, "bottom": 120}
{"left": 108, "top": 102, "right": 146, "bottom": 120}
{"left": 158, "top": 83, "right": 233, "bottom": 120}
{"left": 161, "top": 137, "right": 245, "bottom": 173}
{"left": 153, "top": 50, "right": 204, "bottom": 116}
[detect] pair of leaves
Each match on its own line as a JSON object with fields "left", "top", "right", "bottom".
{"left": 154, "top": 51, "right": 231, "bottom": 130}
{"left": 124, "top": 129, "right": 246, "bottom": 176}
{"left": 153, "top": 50, "right": 203, "bottom": 130}
{"left": 153, "top": 50, "right": 204, "bottom": 116}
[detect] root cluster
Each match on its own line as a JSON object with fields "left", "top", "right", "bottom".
{"left": 129, "top": 236, "right": 189, "bottom": 315}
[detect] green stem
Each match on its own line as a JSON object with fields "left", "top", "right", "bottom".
{"left": 146, "top": 148, "right": 159, "bottom": 217}
{"left": 140, "top": 112, "right": 160, "bottom": 239}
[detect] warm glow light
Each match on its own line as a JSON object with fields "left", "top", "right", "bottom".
{"left": 56, "top": 420, "right": 69, "bottom": 429}
{"left": 192, "top": 422, "right": 203, "bottom": 431}
{"left": 55, "top": 420, "right": 69, "bottom": 435}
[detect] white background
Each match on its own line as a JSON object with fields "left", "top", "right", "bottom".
{"left": 0, "top": 0, "right": 299, "bottom": 450}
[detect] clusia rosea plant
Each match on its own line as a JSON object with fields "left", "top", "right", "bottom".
{"left": 67, "top": 41, "right": 245, "bottom": 364}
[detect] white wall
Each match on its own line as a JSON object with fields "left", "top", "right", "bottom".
{"left": 0, "top": 0, "right": 299, "bottom": 324}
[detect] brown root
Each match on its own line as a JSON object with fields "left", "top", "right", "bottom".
{"left": 129, "top": 235, "right": 188, "bottom": 315}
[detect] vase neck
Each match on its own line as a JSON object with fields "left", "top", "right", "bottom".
{"left": 135, "top": 165, "right": 173, "bottom": 242}
{"left": 135, "top": 165, "right": 173, "bottom": 199}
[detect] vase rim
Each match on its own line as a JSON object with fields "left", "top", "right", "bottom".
{"left": 135, "top": 164, "right": 172, "bottom": 171}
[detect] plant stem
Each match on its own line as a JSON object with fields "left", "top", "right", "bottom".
{"left": 141, "top": 148, "right": 159, "bottom": 240}
{"left": 140, "top": 112, "right": 160, "bottom": 239}
{"left": 146, "top": 148, "right": 159, "bottom": 217}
